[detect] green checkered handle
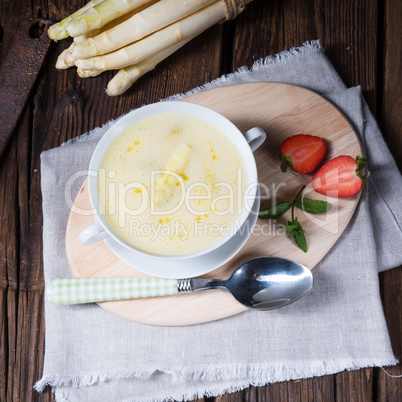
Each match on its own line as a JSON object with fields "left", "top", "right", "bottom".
{"left": 46, "top": 277, "right": 182, "bottom": 305}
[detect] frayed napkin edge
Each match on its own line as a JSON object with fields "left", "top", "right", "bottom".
{"left": 57, "top": 39, "right": 322, "bottom": 149}
{"left": 165, "top": 39, "right": 323, "bottom": 102}
{"left": 34, "top": 357, "right": 398, "bottom": 395}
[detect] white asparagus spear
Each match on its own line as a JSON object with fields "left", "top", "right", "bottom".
{"left": 63, "top": 47, "right": 78, "bottom": 68}
{"left": 72, "top": 0, "right": 216, "bottom": 60}
{"left": 64, "top": 7, "right": 140, "bottom": 64}
{"left": 48, "top": 0, "right": 105, "bottom": 40}
{"left": 106, "top": 36, "right": 194, "bottom": 96}
{"left": 56, "top": 31, "right": 100, "bottom": 69}
{"left": 76, "top": 1, "right": 226, "bottom": 72}
{"left": 56, "top": 4, "right": 138, "bottom": 71}
{"left": 56, "top": 47, "right": 72, "bottom": 69}
{"left": 80, "top": 33, "right": 193, "bottom": 81}
{"left": 64, "top": 29, "right": 105, "bottom": 67}
{"left": 77, "top": 68, "right": 102, "bottom": 77}
{"left": 65, "top": 0, "right": 153, "bottom": 37}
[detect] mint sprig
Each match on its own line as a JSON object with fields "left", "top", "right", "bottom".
{"left": 285, "top": 217, "right": 307, "bottom": 253}
{"left": 259, "top": 185, "right": 332, "bottom": 253}
{"left": 285, "top": 186, "right": 308, "bottom": 252}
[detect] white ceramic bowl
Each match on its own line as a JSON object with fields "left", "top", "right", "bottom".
{"left": 79, "top": 101, "right": 266, "bottom": 265}
{"left": 103, "top": 190, "right": 260, "bottom": 279}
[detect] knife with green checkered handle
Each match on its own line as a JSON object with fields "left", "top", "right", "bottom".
{"left": 45, "top": 277, "right": 196, "bottom": 305}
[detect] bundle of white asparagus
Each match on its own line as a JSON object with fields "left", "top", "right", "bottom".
{"left": 49, "top": 0, "right": 252, "bottom": 96}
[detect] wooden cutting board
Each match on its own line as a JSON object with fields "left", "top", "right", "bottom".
{"left": 65, "top": 82, "right": 362, "bottom": 326}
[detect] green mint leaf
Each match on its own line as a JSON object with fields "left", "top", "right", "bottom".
{"left": 295, "top": 198, "right": 332, "bottom": 214}
{"left": 259, "top": 201, "right": 292, "bottom": 219}
{"left": 294, "top": 230, "right": 308, "bottom": 252}
{"left": 285, "top": 218, "right": 303, "bottom": 234}
{"left": 285, "top": 218, "right": 307, "bottom": 252}
{"left": 285, "top": 220, "right": 298, "bottom": 233}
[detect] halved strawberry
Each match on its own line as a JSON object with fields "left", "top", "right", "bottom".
{"left": 280, "top": 134, "right": 326, "bottom": 174}
{"left": 312, "top": 156, "right": 370, "bottom": 198}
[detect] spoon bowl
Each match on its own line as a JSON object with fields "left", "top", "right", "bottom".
{"left": 186, "top": 256, "right": 313, "bottom": 310}
{"left": 224, "top": 257, "right": 313, "bottom": 310}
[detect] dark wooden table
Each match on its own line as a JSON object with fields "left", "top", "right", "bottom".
{"left": 0, "top": 1, "right": 401, "bottom": 401}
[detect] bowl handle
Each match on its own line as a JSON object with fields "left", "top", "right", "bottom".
{"left": 244, "top": 127, "right": 266, "bottom": 152}
{"left": 79, "top": 222, "right": 109, "bottom": 246}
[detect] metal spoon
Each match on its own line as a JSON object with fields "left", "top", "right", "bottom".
{"left": 46, "top": 257, "right": 313, "bottom": 310}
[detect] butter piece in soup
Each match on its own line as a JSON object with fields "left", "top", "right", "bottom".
{"left": 153, "top": 143, "right": 191, "bottom": 207}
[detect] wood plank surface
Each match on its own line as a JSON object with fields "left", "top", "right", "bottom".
{"left": 0, "top": 0, "right": 400, "bottom": 401}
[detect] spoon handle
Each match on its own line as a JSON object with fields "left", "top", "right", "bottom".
{"left": 46, "top": 277, "right": 179, "bottom": 305}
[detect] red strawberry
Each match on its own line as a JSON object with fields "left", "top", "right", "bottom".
{"left": 312, "top": 156, "right": 370, "bottom": 198}
{"left": 280, "top": 134, "right": 326, "bottom": 174}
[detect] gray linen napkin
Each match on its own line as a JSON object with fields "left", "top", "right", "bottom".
{"left": 35, "top": 41, "right": 401, "bottom": 402}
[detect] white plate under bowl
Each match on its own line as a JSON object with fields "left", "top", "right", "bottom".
{"left": 104, "top": 191, "right": 260, "bottom": 279}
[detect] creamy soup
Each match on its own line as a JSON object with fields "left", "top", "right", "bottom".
{"left": 98, "top": 112, "right": 247, "bottom": 255}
